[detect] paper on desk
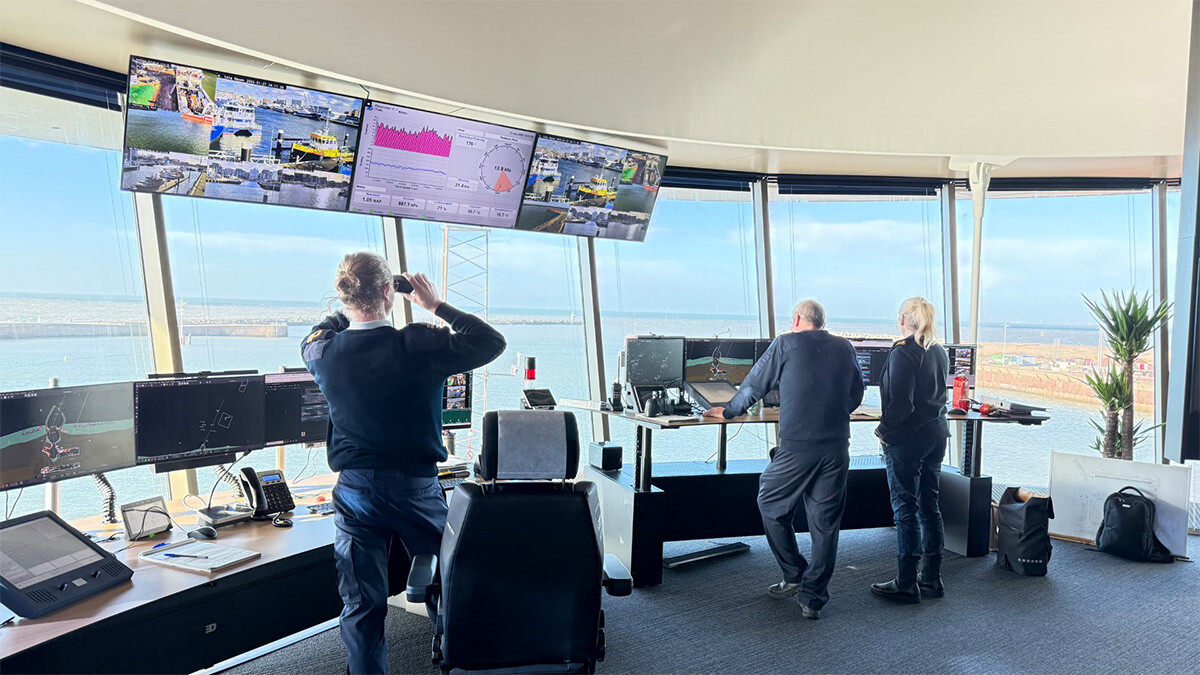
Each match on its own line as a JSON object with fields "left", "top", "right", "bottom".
{"left": 138, "top": 539, "right": 260, "bottom": 574}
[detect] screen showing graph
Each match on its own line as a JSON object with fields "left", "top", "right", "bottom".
{"left": 120, "top": 56, "right": 364, "bottom": 212}
{"left": 349, "top": 101, "right": 536, "bottom": 228}
{"left": 515, "top": 134, "right": 667, "bottom": 242}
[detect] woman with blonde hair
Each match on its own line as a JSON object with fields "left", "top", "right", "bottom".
{"left": 871, "top": 297, "right": 951, "bottom": 604}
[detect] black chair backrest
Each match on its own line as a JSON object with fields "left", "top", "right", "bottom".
{"left": 440, "top": 410, "right": 602, "bottom": 671}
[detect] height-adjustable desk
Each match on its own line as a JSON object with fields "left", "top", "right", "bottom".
{"left": 569, "top": 404, "right": 1047, "bottom": 587}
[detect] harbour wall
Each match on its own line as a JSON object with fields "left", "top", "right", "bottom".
{"left": 0, "top": 322, "right": 287, "bottom": 339}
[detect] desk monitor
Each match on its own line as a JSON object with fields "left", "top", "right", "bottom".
{"left": 625, "top": 336, "right": 685, "bottom": 387}
{"left": 443, "top": 372, "right": 473, "bottom": 430}
{"left": 134, "top": 375, "right": 265, "bottom": 469}
{"left": 264, "top": 371, "right": 328, "bottom": 446}
{"left": 945, "top": 344, "right": 978, "bottom": 387}
{"left": 0, "top": 383, "right": 136, "bottom": 491}
{"left": 684, "top": 338, "right": 757, "bottom": 385}
{"left": 848, "top": 339, "right": 894, "bottom": 387}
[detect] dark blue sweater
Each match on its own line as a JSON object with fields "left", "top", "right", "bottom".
{"left": 724, "top": 330, "right": 864, "bottom": 443}
{"left": 876, "top": 336, "right": 950, "bottom": 446}
{"left": 302, "top": 304, "right": 506, "bottom": 476}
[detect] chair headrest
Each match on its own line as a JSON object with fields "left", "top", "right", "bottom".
{"left": 480, "top": 410, "right": 579, "bottom": 481}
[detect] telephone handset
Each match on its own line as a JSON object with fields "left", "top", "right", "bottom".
{"left": 239, "top": 467, "right": 296, "bottom": 524}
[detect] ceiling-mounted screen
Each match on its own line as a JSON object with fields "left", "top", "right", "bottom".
{"left": 120, "top": 56, "right": 364, "bottom": 212}
{"left": 349, "top": 101, "right": 536, "bottom": 228}
{"left": 515, "top": 134, "right": 666, "bottom": 241}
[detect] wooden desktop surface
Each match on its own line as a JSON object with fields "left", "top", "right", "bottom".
{"left": 0, "top": 478, "right": 339, "bottom": 659}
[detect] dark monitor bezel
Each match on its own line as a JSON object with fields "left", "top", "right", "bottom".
{"left": 443, "top": 371, "right": 473, "bottom": 430}
{"left": 945, "top": 343, "right": 979, "bottom": 388}
{"left": 624, "top": 335, "right": 686, "bottom": 388}
{"left": 263, "top": 371, "right": 328, "bottom": 447}
{"left": 682, "top": 337, "right": 758, "bottom": 385}
{"left": 133, "top": 374, "right": 267, "bottom": 467}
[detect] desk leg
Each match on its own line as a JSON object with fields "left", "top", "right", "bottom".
{"left": 717, "top": 425, "right": 728, "bottom": 471}
{"left": 635, "top": 426, "right": 654, "bottom": 492}
{"left": 959, "top": 420, "right": 983, "bottom": 478}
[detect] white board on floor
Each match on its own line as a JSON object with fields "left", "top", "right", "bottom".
{"left": 1048, "top": 452, "right": 1192, "bottom": 556}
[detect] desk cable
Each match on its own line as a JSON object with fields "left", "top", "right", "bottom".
{"left": 202, "top": 453, "right": 250, "bottom": 512}
{"left": 124, "top": 506, "right": 198, "bottom": 541}
{"left": 4, "top": 487, "right": 23, "bottom": 520}
{"left": 706, "top": 424, "right": 745, "bottom": 463}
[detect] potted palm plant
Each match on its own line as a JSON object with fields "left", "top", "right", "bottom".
{"left": 1084, "top": 365, "right": 1128, "bottom": 459}
{"left": 1082, "top": 290, "right": 1171, "bottom": 460}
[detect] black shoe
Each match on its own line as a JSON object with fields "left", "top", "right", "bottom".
{"left": 797, "top": 599, "right": 820, "bottom": 620}
{"left": 767, "top": 580, "right": 803, "bottom": 599}
{"left": 870, "top": 578, "right": 921, "bottom": 604}
{"left": 917, "top": 575, "right": 944, "bottom": 598}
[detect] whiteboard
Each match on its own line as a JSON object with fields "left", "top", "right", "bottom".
{"left": 1048, "top": 452, "right": 1192, "bottom": 556}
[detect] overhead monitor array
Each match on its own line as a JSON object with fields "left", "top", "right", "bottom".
{"left": 120, "top": 56, "right": 667, "bottom": 239}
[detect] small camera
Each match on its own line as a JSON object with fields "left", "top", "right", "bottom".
{"left": 393, "top": 275, "right": 413, "bottom": 294}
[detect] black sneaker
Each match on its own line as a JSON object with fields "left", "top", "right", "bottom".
{"left": 798, "top": 600, "right": 820, "bottom": 620}
{"left": 917, "top": 576, "right": 944, "bottom": 598}
{"left": 767, "top": 580, "right": 803, "bottom": 599}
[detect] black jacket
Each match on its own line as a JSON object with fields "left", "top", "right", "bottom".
{"left": 302, "top": 304, "right": 506, "bottom": 475}
{"left": 876, "top": 336, "right": 950, "bottom": 446}
{"left": 724, "top": 330, "right": 864, "bottom": 443}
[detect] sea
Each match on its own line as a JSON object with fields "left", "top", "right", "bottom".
{"left": 0, "top": 295, "right": 1157, "bottom": 524}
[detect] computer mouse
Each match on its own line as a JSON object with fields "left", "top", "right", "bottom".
{"left": 272, "top": 517, "right": 293, "bottom": 528}
{"left": 188, "top": 526, "right": 218, "bottom": 540}
{"left": 948, "top": 407, "right": 967, "bottom": 416}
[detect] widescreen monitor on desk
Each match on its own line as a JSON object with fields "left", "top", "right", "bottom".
{"left": 264, "top": 371, "right": 328, "bottom": 446}
{"left": 684, "top": 338, "right": 757, "bottom": 385}
{"left": 0, "top": 383, "right": 136, "bottom": 491}
{"left": 134, "top": 375, "right": 265, "bottom": 471}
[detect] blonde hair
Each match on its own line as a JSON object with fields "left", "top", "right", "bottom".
{"left": 792, "top": 300, "right": 826, "bottom": 329}
{"left": 334, "top": 252, "right": 391, "bottom": 313}
{"left": 899, "top": 297, "right": 938, "bottom": 349}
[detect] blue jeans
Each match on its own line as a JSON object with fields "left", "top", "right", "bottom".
{"left": 333, "top": 469, "right": 448, "bottom": 674}
{"left": 882, "top": 436, "right": 947, "bottom": 563}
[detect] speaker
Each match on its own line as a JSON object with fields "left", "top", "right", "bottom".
{"left": 589, "top": 442, "right": 622, "bottom": 471}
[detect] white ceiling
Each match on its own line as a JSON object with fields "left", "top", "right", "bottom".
{"left": 0, "top": 0, "right": 1192, "bottom": 178}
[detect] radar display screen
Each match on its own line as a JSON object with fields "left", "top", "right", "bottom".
{"left": 134, "top": 376, "right": 265, "bottom": 464}
{"left": 0, "top": 384, "right": 136, "bottom": 491}
{"left": 625, "top": 337, "right": 684, "bottom": 387}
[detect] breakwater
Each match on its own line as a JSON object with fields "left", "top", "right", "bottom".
{"left": 0, "top": 322, "right": 287, "bottom": 339}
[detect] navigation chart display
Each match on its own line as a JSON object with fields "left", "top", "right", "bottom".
{"left": 121, "top": 56, "right": 364, "bottom": 212}
{"left": 134, "top": 376, "right": 265, "bottom": 465}
{"left": 516, "top": 134, "right": 666, "bottom": 241}
{"left": 349, "top": 101, "right": 536, "bottom": 228}
{"left": 0, "top": 384, "right": 136, "bottom": 491}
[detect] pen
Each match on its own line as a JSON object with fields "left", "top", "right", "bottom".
{"left": 163, "top": 553, "right": 209, "bottom": 559}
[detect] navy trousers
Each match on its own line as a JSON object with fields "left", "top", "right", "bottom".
{"left": 882, "top": 436, "right": 947, "bottom": 563}
{"left": 756, "top": 439, "right": 850, "bottom": 610}
{"left": 333, "top": 469, "right": 448, "bottom": 675}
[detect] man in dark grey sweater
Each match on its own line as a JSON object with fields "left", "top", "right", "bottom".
{"left": 704, "top": 300, "right": 863, "bottom": 619}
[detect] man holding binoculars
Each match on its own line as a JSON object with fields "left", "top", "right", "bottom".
{"left": 303, "top": 252, "right": 506, "bottom": 674}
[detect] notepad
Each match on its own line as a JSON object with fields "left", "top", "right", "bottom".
{"left": 138, "top": 539, "right": 260, "bottom": 574}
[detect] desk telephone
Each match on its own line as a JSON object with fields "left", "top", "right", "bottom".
{"left": 239, "top": 467, "right": 295, "bottom": 526}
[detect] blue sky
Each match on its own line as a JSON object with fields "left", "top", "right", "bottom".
{"left": 0, "top": 135, "right": 1181, "bottom": 327}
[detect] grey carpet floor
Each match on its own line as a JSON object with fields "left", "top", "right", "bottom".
{"left": 226, "top": 530, "right": 1200, "bottom": 675}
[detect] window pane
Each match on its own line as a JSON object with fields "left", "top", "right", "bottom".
{"left": 161, "top": 197, "right": 386, "bottom": 493}
{"left": 969, "top": 191, "right": 1155, "bottom": 488}
{"left": 1, "top": 89, "right": 157, "bottom": 520}
{"left": 770, "top": 193, "right": 943, "bottom": 457}
{"left": 403, "top": 221, "right": 591, "bottom": 461}
{"left": 596, "top": 188, "right": 761, "bottom": 463}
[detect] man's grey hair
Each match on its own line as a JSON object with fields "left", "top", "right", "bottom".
{"left": 792, "top": 300, "right": 826, "bottom": 329}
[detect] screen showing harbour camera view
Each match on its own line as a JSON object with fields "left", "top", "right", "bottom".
{"left": 0, "top": 384, "right": 136, "bottom": 491}
{"left": 946, "top": 344, "right": 978, "bottom": 387}
{"left": 349, "top": 101, "right": 536, "bottom": 228}
{"left": 134, "top": 376, "right": 265, "bottom": 464}
{"left": 849, "top": 338, "right": 894, "bottom": 387}
{"left": 683, "top": 339, "right": 757, "bottom": 385}
{"left": 443, "top": 372, "right": 472, "bottom": 430}
{"left": 121, "top": 56, "right": 364, "bottom": 211}
{"left": 515, "top": 134, "right": 666, "bottom": 241}
{"left": 264, "top": 372, "right": 329, "bottom": 446}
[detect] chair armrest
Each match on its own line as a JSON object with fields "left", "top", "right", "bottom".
{"left": 602, "top": 553, "right": 633, "bottom": 597}
{"left": 406, "top": 554, "right": 439, "bottom": 604}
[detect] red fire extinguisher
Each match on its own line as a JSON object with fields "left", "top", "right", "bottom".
{"left": 952, "top": 375, "right": 969, "bottom": 409}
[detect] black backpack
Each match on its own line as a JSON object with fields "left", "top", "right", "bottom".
{"left": 996, "top": 487, "right": 1055, "bottom": 576}
{"left": 1093, "top": 486, "right": 1174, "bottom": 563}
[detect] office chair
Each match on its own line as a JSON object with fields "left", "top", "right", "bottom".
{"left": 407, "top": 410, "right": 632, "bottom": 674}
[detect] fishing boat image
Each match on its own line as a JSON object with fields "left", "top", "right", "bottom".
{"left": 527, "top": 155, "right": 560, "bottom": 186}
{"left": 571, "top": 176, "right": 616, "bottom": 205}
{"left": 210, "top": 101, "right": 262, "bottom": 142}
{"left": 290, "top": 129, "right": 353, "bottom": 163}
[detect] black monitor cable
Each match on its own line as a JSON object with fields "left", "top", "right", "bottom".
{"left": 91, "top": 473, "right": 119, "bottom": 524}
{"left": 5, "top": 488, "right": 24, "bottom": 520}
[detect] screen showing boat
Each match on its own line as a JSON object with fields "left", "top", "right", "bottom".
{"left": 120, "top": 55, "right": 364, "bottom": 212}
